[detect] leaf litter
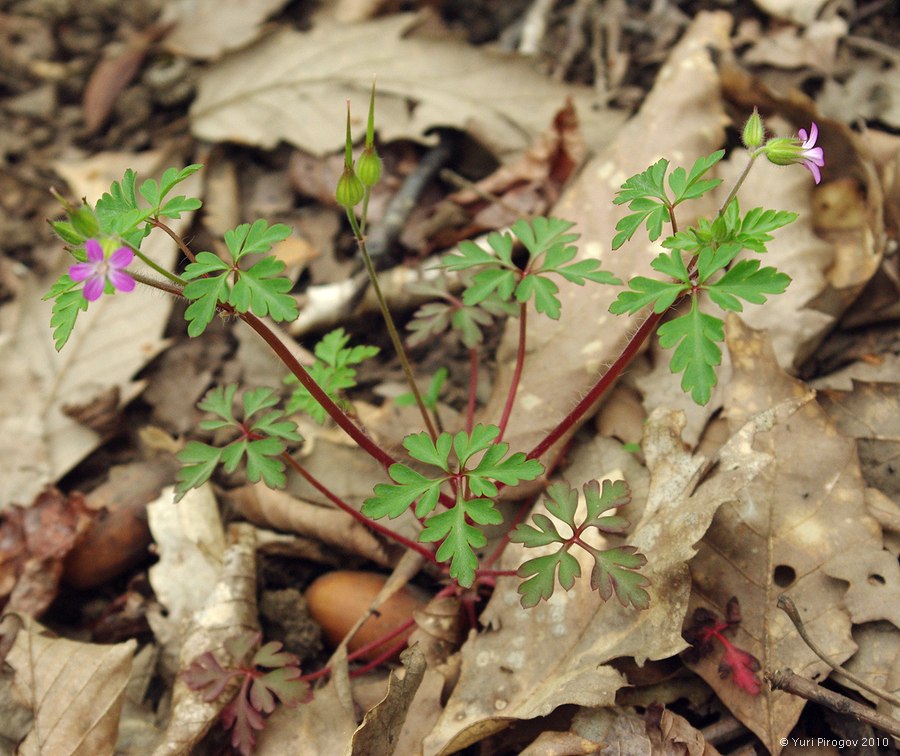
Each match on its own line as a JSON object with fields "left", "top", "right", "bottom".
{"left": 2, "top": 1, "right": 900, "bottom": 754}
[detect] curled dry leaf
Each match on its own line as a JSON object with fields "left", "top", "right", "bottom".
{"left": 3, "top": 614, "right": 135, "bottom": 756}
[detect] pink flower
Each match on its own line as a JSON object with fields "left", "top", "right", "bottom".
{"left": 797, "top": 122, "right": 825, "bottom": 184}
{"left": 70, "top": 239, "right": 135, "bottom": 301}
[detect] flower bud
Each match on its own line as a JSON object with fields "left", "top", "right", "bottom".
{"left": 336, "top": 165, "right": 364, "bottom": 208}
{"left": 741, "top": 108, "right": 764, "bottom": 149}
{"left": 760, "top": 137, "right": 796, "bottom": 166}
{"left": 356, "top": 145, "right": 382, "bottom": 187}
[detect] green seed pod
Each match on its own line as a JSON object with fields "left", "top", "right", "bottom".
{"left": 356, "top": 146, "right": 382, "bottom": 187}
{"left": 336, "top": 165, "right": 364, "bottom": 208}
{"left": 741, "top": 108, "right": 764, "bottom": 149}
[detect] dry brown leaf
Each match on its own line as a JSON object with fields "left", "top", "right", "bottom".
{"left": 226, "top": 483, "right": 396, "bottom": 568}
{"left": 189, "top": 14, "right": 625, "bottom": 158}
{"left": 477, "top": 11, "right": 732, "bottom": 468}
{"left": 824, "top": 549, "right": 900, "bottom": 627}
{"left": 151, "top": 523, "right": 259, "bottom": 756}
{"left": 0, "top": 487, "right": 93, "bottom": 617}
{"left": 0, "top": 152, "right": 199, "bottom": 509}
{"left": 3, "top": 614, "right": 135, "bottom": 756}
{"left": 817, "top": 381, "right": 900, "bottom": 507}
{"left": 254, "top": 668, "right": 358, "bottom": 755}
{"left": 752, "top": 0, "right": 831, "bottom": 26}
{"left": 843, "top": 622, "right": 900, "bottom": 723}
{"left": 347, "top": 644, "right": 427, "bottom": 756}
{"left": 161, "top": 0, "right": 291, "bottom": 60}
{"left": 742, "top": 18, "right": 845, "bottom": 73}
{"left": 684, "top": 316, "right": 885, "bottom": 753}
{"left": 423, "top": 392, "right": 799, "bottom": 755}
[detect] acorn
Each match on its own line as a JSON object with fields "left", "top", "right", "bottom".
{"left": 305, "top": 570, "right": 429, "bottom": 663}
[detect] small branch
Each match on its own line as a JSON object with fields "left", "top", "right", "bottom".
{"left": 767, "top": 668, "right": 900, "bottom": 739}
{"left": 777, "top": 594, "right": 900, "bottom": 708}
{"left": 497, "top": 303, "right": 527, "bottom": 442}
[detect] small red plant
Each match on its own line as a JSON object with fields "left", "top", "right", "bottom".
{"left": 683, "top": 597, "right": 761, "bottom": 696}
{"left": 183, "top": 633, "right": 311, "bottom": 755}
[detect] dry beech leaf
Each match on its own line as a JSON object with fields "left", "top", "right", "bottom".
{"left": 423, "top": 392, "right": 801, "bottom": 755}
{"left": 161, "top": 0, "right": 291, "bottom": 60}
{"left": 0, "top": 152, "right": 200, "bottom": 509}
{"left": 478, "top": 11, "right": 732, "bottom": 470}
{"left": 152, "top": 523, "right": 259, "bottom": 756}
{"left": 190, "top": 13, "right": 625, "bottom": 158}
{"left": 3, "top": 614, "right": 135, "bottom": 756}
{"left": 684, "top": 316, "right": 885, "bottom": 753}
{"left": 347, "top": 644, "right": 427, "bottom": 756}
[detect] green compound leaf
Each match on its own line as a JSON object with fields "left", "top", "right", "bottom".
{"left": 514, "top": 274, "right": 560, "bottom": 318}
{"left": 510, "top": 479, "right": 647, "bottom": 608}
{"left": 44, "top": 277, "right": 89, "bottom": 351}
{"left": 284, "top": 328, "right": 379, "bottom": 424}
{"left": 421, "top": 497, "right": 503, "bottom": 588}
{"left": 584, "top": 545, "right": 650, "bottom": 610}
{"left": 465, "top": 443, "right": 543, "bottom": 498}
{"left": 516, "top": 551, "right": 581, "bottom": 608}
{"left": 704, "top": 259, "right": 791, "bottom": 312}
{"left": 183, "top": 261, "right": 231, "bottom": 337}
{"left": 657, "top": 298, "right": 724, "bottom": 406}
{"left": 402, "top": 431, "right": 452, "bottom": 471}
{"left": 668, "top": 150, "right": 724, "bottom": 204}
{"left": 609, "top": 276, "right": 688, "bottom": 315}
{"left": 736, "top": 207, "right": 797, "bottom": 253}
{"left": 612, "top": 197, "right": 671, "bottom": 249}
{"left": 225, "top": 219, "right": 292, "bottom": 263}
{"left": 462, "top": 268, "right": 517, "bottom": 306}
{"left": 175, "top": 384, "right": 300, "bottom": 501}
{"left": 510, "top": 216, "right": 579, "bottom": 257}
{"left": 228, "top": 255, "right": 298, "bottom": 322}
{"left": 362, "top": 464, "right": 446, "bottom": 520}
{"left": 613, "top": 158, "right": 669, "bottom": 205}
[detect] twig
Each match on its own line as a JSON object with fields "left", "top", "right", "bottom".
{"left": 777, "top": 594, "right": 900, "bottom": 709}
{"left": 767, "top": 668, "right": 900, "bottom": 739}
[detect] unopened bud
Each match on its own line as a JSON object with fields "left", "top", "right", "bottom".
{"left": 336, "top": 165, "right": 364, "bottom": 208}
{"left": 741, "top": 108, "right": 764, "bottom": 149}
{"left": 356, "top": 146, "right": 382, "bottom": 187}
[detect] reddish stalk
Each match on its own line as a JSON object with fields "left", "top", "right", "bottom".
{"left": 282, "top": 452, "right": 436, "bottom": 562}
{"left": 240, "top": 312, "right": 396, "bottom": 470}
{"left": 465, "top": 347, "right": 478, "bottom": 433}
{"left": 496, "top": 303, "right": 527, "bottom": 442}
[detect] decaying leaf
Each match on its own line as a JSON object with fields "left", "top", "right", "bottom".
{"left": 0, "top": 487, "right": 93, "bottom": 617}
{"left": 684, "top": 316, "right": 885, "bottom": 753}
{"left": 190, "top": 14, "right": 625, "bottom": 158}
{"left": 3, "top": 614, "right": 135, "bottom": 756}
{"left": 151, "top": 523, "right": 259, "bottom": 756}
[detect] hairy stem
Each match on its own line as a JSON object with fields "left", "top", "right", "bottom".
{"left": 347, "top": 209, "right": 439, "bottom": 440}
{"left": 151, "top": 218, "right": 197, "bottom": 263}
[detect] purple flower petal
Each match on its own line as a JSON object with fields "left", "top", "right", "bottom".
{"left": 109, "top": 247, "right": 134, "bottom": 268}
{"left": 84, "top": 238, "right": 104, "bottom": 262}
{"left": 82, "top": 276, "right": 105, "bottom": 301}
{"left": 69, "top": 262, "right": 95, "bottom": 282}
{"left": 109, "top": 270, "right": 136, "bottom": 293}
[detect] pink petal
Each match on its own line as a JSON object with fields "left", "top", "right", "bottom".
{"left": 82, "top": 276, "right": 105, "bottom": 301}
{"left": 109, "top": 270, "right": 136, "bottom": 293}
{"left": 803, "top": 160, "right": 822, "bottom": 184}
{"left": 109, "top": 247, "right": 134, "bottom": 268}
{"left": 69, "top": 262, "right": 96, "bottom": 282}
{"left": 84, "top": 239, "right": 104, "bottom": 262}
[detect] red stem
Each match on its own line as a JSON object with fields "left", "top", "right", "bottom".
{"left": 497, "top": 303, "right": 527, "bottom": 442}
{"left": 466, "top": 347, "right": 478, "bottom": 433}
{"left": 240, "top": 311, "right": 396, "bottom": 470}
{"left": 526, "top": 308, "right": 666, "bottom": 462}
{"left": 282, "top": 452, "right": 436, "bottom": 563}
